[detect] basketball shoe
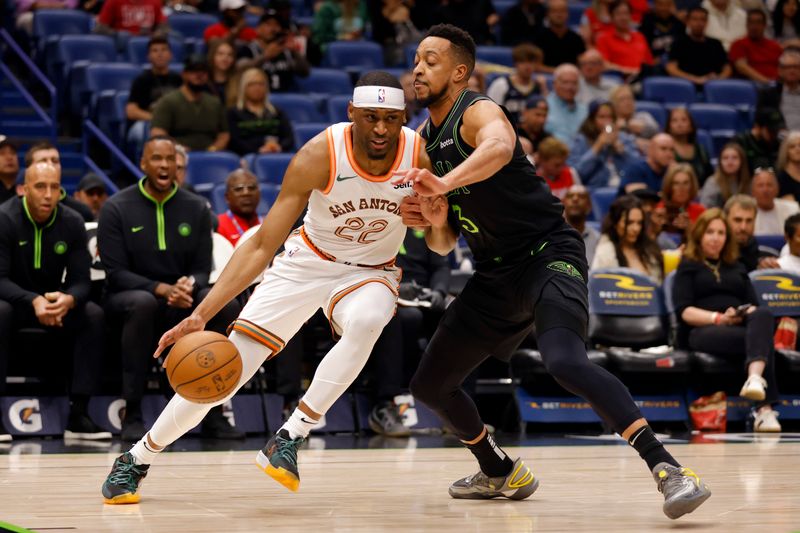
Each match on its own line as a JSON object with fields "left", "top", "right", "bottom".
{"left": 448, "top": 457, "right": 539, "bottom": 500}
{"left": 101, "top": 452, "right": 149, "bottom": 504}
{"left": 256, "top": 429, "right": 304, "bottom": 491}
{"left": 652, "top": 463, "right": 711, "bottom": 519}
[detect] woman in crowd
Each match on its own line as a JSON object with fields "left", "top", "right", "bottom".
{"left": 657, "top": 163, "right": 705, "bottom": 237}
{"left": 769, "top": 0, "right": 800, "bottom": 47}
{"left": 567, "top": 100, "right": 639, "bottom": 188}
{"left": 666, "top": 107, "right": 713, "bottom": 186}
{"left": 227, "top": 68, "right": 294, "bottom": 156}
{"left": 609, "top": 84, "right": 660, "bottom": 153}
{"left": 207, "top": 40, "right": 237, "bottom": 106}
{"left": 672, "top": 208, "right": 781, "bottom": 432}
{"left": 777, "top": 131, "right": 800, "bottom": 201}
{"left": 592, "top": 195, "right": 664, "bottom": 282}
{"left": 700, "top": 143, "right": 751, "bottom": 208}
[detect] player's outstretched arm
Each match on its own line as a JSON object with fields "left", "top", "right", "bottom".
{"left": 154, "top": 134, "right": 330, "bottom": 357}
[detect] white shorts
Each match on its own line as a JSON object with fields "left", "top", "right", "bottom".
{"left": 230, "top": 230, "right": 401, "bottom": 355}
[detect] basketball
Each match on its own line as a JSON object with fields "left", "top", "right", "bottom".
{"left": 166, "top": 331, "right": 242, "bottom": 404}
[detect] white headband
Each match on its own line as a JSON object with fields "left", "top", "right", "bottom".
{"left": 352, "top": 86, "right": 405, "bottom": 110}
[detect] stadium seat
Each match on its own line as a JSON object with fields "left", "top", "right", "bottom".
{"left": 95, "top": 90, "right": 130, "bottom": 145}
{"left": 493, "top": 0, "right": 515, "bottom": 17}
{"left": 327, "top": 95, "right": 351, "bottom": 122}
{"left": 404, "top": 42, "right": 420, "bottom": 68}
{"left": 642, "top": 77, "right": 696, "bottom": 106}
{"left": 755, "top": 234, "right": 786, "bottom": 251}
{"left": 635, "top": 101, "right": 667, "bottom": 129}
{"left": 324, "top": 41, "right": 384, "bottom": 70}
{"left": 293, "top": 123, "right": 328, "bottom": 148}
{"left": 56, "top": 35, "right": 118, "bottom": 114}
{"left": 270, "top": 94, "right": 324, "bottom": 123}
{"left": 590, "top": 187, "right": 616, "bottom": 223}
{"left": 167, "top": 13, "right": 217, "bottom": 40}
{"left": 695, "top": 129, "right": 715, "bottom": 159}
{"left": 295, "top": 68, "right": 353, "bottom": 95}
{"left": 568, "top": 2, "right": 588, "bottom": 26}
{"left": 476, "top": 46, "right": 514, "bottom": 67}
{"left": 185, "top": 151, "right": 242, "bottom": 193}
{"left": 750, "top": 269, "right": 800, "bottom": 372}
{"left": 704, "top": 79, "right": 757, "bottom": 109}
{"left": 253, "top": 153, "right": 295, "bottom": 184}
{"left": 85, "top": 63, "right": 141, "bottom": 119}
{"left": 32, "top": 9, "right": 92, "bottom": 57}
{"left": 711, "top": 130, "right": 737, "bottom": 156}
{"left": 210, "top": 183, "right": 275, "bottom": 217}
{"left": 689, "top": 103, "right": 739, "bottom": 131}
{"left": 126, "top": 35, "right": 186, "bottom": 65}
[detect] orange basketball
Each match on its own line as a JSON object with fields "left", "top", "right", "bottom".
{"left": 166, "top": 331, "right": 242, "bottom": 404}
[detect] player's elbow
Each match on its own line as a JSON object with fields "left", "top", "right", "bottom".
{"left": 490, "top": 137, "right": 514, "bottom": 166}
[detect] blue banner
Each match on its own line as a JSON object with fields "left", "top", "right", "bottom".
{"left": 516, "top": 389, "right": 688, "bottom": 423}
{"left": 588, "top": 268, "right": 664, "bottom": 316}
{"left": 749, "top": 269, "right": 800, "bottom": 317}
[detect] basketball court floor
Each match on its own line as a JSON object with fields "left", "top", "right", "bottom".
{"left": 1, "top": 434, "right": 799, "bottom": 532}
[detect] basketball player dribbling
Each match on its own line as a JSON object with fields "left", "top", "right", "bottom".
{"left": 101, "top": 71, "right": 431, "bottom": 503}
{"left": 394, "top": 24, "right": 711, "bottom": 519}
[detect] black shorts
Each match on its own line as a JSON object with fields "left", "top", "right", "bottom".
{"left": 440, "top": 224, "right": 589, "bottom": 361}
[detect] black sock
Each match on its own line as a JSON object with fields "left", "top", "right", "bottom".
{"left": 466, "top": 431, "right": 513, "bottom": 478}
{"left": 628, "top": 426, "right": 680, "bottom": 471}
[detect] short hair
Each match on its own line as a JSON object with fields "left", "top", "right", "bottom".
{"left": 785, "top": 212, "right": 800, "bottom": 238}
{"left": 225, "top": 168, "right": 257, "bottom": 189}
{"left": 175, "top": 144, "right": 188, "bottom": 164}
{"left": 609, "top": 0, "right": 630, "bottom": 16}
{"left": 684, "top": 207, "right": 739, "bottom": 265}
{"left": 537, "top": 137, "right": 569, "bottom": 160}
{"left": 780, "top": 48, "right": 800, "bottom": 67}
{"left": 355, "top": 71, "right": 403, "bottom": 90}
{"left": 723, "top": 193, "right": 757, "bottom": 215}
{"left": 687, "top": 6, "right": 709, "bottom": 18}
{"left": 24, "top": 140, "right": 57, "bottom": 166}
{"left": 511, "top": 43, "right": 542, "bottom": 64}
{"left": 746, "top": 8, "right": 767, "bottom": 23}
{"left": 144, "top": 135, "right": 176, "bottom": 151}
{"left": 423, "top": 23, "right": 476, "bottom": 77}
{"left": 148, "top": 35, "right": 170, "bottom": 51}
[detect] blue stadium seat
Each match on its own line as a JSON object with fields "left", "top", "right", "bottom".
{"left": 253, "top": 153, "right": 295, "bottom": 184}
{"left": 635, "top": 101, "right": 667, "bottom": 129}
{"left": 642, "top": 77, "right": 696, "bottom": 106}
{"left": 126, "top": 35, "right": 186, "bottom": 65}
{"left": 590, "top": 187, "right": 617, "bottom": 222}
{"left": 295, "top": 68, "right": 353, "bottom": 95}
{"left": 704, "top": 79, "right": 757, "bottom": 108}
{"left": 324, "top": 41, "right": 384, "bottom": 70}
{"left": 32, "top": 10, "right": 92, "bottom": 57}
{"left": 494, "top": 0, "right": 515, "bottom": 17}
{"left": 711, "top": 130, "right": 737, "bottom": 156}
{"left": 689, "top": 103, "right": 739, "bottom": 131}
{"left": 404, "top": 42, "right": 420, "bottom": 68}
{"left": 85, "top": 63, "right": 141, "bottom": 118}
{"left": 210, "top": 183, "right": 276, "bottom": 216}
{"left": 476, "top": 46, "right": 514, "bottom": 67}
{"left": 327, "top": 94, "right": 351, "bottom": 122}
{"left": 270, "top": 93, "right": 324, "bottom": 123}
{"left": 293, "top": 123, "right": 328, "bottom": 148}
{"left": 167, "top": 13, "right": 217, "bottom": 40}
{"left": 755, "top": 234, "right": 786, "bottom": 252}
{"left": 56, "top": 35, "right": 118, "bottom": 114}
{"left": 695, "top": 129, "right": 715, "bottom": 159}
{"left": 568, "top": 3, "right": 588, "bottom": 27}
{"left": 185, "top": 151, "right": 242, "bottom": 193}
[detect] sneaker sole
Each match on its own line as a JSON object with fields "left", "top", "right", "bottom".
{"left": 64, "top": 430, "right": 112, "bottom": 440}
{"left": 103, "top": 492, "right": 141, "bottom": 505}
{"left": 740, "top": 387, "right": 766, "bottom": 401}
{"left": 449, "top": 478, "right": 540, "bottom": 500}
{"left": 256, "top": 450, "right": 299, "bottom": 492}
{"left": 754, "top": 425, "right": 781, "bottom": 433}
{"left": 0, "top": 434, "right": 11, "bottom": 442}
{"left": 663, "top": 487, "right": 711, "bottom": 520}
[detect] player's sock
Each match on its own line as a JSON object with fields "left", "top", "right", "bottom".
{"left": 282, "top": 407, "right": 319, "bottom": 439}
{"left": 628, "top": 426, "right": 680, "bottom": 471}
{"left": 130, "top": 433, "right": 162, "bottom": 465}
{"left": 464, "top": 428, "right": 513, "bottom": 478}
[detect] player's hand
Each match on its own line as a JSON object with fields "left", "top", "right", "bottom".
{"left": 393, "top": 168, "right": 449, "bottom": 197}
{"left": 421, "top": 194, "right": 448, "bottom": 228}
{"left": 399, "top": 195, "right": 430, "bottom": 227}
{"left": 154, "top": 313, "right": 207, "bottom": 362}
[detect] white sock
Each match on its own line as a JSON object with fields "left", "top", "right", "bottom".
{"left": 281, "top": 407, "right": 319, "bottom": 439}
{"left": 130, "top": 433, "right": 161, "bottom": 465}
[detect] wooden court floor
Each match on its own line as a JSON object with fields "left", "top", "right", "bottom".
{"left": 1, "top": 441, "right": 799, "bottom": 532}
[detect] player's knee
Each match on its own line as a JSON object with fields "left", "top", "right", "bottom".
{"left": 409, "top": 371, "right": 441, "bottom": 408}
{"left": 0, "top": 299, "right": 12, "bottom": 322}
{"left": 341, "top": 308, "right": 393, "bottom": 339}
{"left": 542, "top": 352, "right": 588, "bottom": 382}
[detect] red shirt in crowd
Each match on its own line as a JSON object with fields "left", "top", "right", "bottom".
{"left": 98, "top": 0, "right": 166, "bottom": 34}
{"left": 596, "top": 29, "right": 654, "bottom": 70}
{"left": 729, "top": 36, "right": 783, "bottom": 80}
{"left": 217, "top": 211, "right": 262, "bottom": 245}
{"left": 542, "top": 166, "right": 578, "bottom": 200}
{"left": 656, "top": 200, "right": 706, "bottom": 223}
{"left": 203, "top": 23, "right": 258, "bottom": 43}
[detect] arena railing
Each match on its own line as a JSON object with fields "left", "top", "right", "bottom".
{"left": 82, "top": 119, "right": 140, "bottom": 187}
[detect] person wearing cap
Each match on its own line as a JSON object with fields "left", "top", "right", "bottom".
{"left": 0, "top": 136, "right": 20, "bottom": 205}
{"left": 203, "top": 0, "right": 257, "bottom": 43}
{"left": 94, "top": 0, "right": 168, "bottom": 36}
{"left": 732, "top": 107, "right": 784, "bottom": 174}
{"left": 150, "top": 56, "right": 229, "bottom": 152}
{"left": 517, "top": 95, "right": 551, "bottom": 154}
{"left": 237, "top": 9, "right": 310, "bottom": 93}
{"left": 73, "top": 173, "right": 109, "bottom": 221}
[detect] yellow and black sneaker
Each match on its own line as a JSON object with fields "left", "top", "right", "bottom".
{"left": 653, "top": 462, "right": 711, "bottom": 519}
{"left": 256, "top": 429, "right": 304, "bottom": 492}
{"left": 448, "top": 457, "right": 539, "bottom": 500}
{"left": 102, "top": 452, "right": 149, "bottom": 504}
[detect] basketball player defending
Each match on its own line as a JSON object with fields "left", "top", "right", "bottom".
{"left": 394, "top": 25, "right": 711, "bottom": 519}
{"left": 102, "top": 71, "right": 429, "bottom": 503}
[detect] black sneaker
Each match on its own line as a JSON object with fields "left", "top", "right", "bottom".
{"left": 64, "top": 412, "right": 112, "bottom": 440}
{"left": 101, "top": 452, "right": 149, "bottom": 504}
{"left": 201, "top": 406, "right": 245, "bottom": 440}
{"left": 256, "top": 429, "right": 304, "bottom": 491}
{"left": 121, "top": 417, "right": 146, "bottom": 442}
{"left": 0, "top": 416, "right": 11, "bottom": 442}
{"left": 369, "top": 402, "right": 411, "bottom": 437}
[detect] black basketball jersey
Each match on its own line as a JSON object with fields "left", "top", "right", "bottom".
{"left": 421, "top": 89, "right": 564, "bottom": 268}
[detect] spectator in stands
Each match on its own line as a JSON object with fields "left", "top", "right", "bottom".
{"left": 567, "top": 100, "right": 640, "bottom": 189}
{"left": 25, "top": 142, "right": 93, "bottom": 222}
{"left": 545, "top": 64, "right": 588, "bottom": 144}
{"left": 207, "top": 40, "right": 237, "bottom": 106}
{"left": 778, "top": 131, "right": 800, "bottom": 201}
{"left": 768, "top": 0, "right": 800, "bottom": 47}
{"left": 592, "top": 194, "right": 664, "bottom": 282}
{"left": 666, "top": 6, "right": 732, "bottom": 87}
{"left": 15, "top": 0, "right": 77, "bottom": 35}
{"left": 640, "top": 0, "right": 686, "bottom": 66}
{"left": 486, "top": 44, "right": 548, "bottom": 126}
{"left": 237, "top": 9, "right": 311, "bottom": 93}
{"left": 619, "top": 133, "right": 675, "bottom": 194}
{"left": 0, "top": 163, "right": 110, "bottom": 441}
{"left": 658, "top": 163, "right": 706, "bottom": 235}
{"left": 367, "top": 0, "right": 423, "bottom": 66}
{"left": 673, "top": 207, "right": 781, "bottom": 432}
{"left": 0, "top": 137, "right": 19, "bottom": 205}
{"left": 517, "top": 95, "right": 551, "bottom": 154}
{"left": 700, "top": 142, "right": 751, "bottom": 207}
{"left": 400, "top": 72, "right": 427, "bottom": 131}
{"left": 581, "top": 0, "right": 615, "bottom": 46}
{"left": 563, "top": 184, "right": 600, "bottom": 264}
{"left": 203, "top": 0, "right": 257, "bottom": 43}
{"left": 596, "top": 1, "right": 655, "bottom": 81}
{"left": 730, "top": 10, "right": 783, "bottom": 83}
{"left": 99, "top": 136, "right": 242, "bottom": 441}
{"left": 702, "top": 0, "right": 746, "bottom": 50}
{"left": 758, "top": 49, "right": 800, "bottom": 132}
{"left": 312, "top": 0, "right": 369, "bottom": 54}
{"left": 468, "top": 67, "right": 487, "bottom": 94}
{"left": 733, "top": 107, "right": 784, "bottom": 173}
{"left": 778, "top": 212, "right": 800, "bottom": 271}
{"left": 609, "top": 85, "right": 660, "bottom": 153}
{"left": 633, "top": 188, "right": 679, "bottom": 250}
{"left": 666, "top": 107, "right": 713, "bottom": 185}
{"left": 126, "top": 37, "right": 183, "bottom": 159}
{"left": 724, "top": 194, "right": 780, "bottom": 270}
{"left": 174, "top": 144, "right": 188, "bottom": 187}
{"left": 500, "top": 0, "right": 545, "bottom": 46}
{"left": 151, "top": 56, "right": 230, "bottom": 152}
{"left": 752, "top": 167, "right": 799, "bottom": 235}
{"left": 431, "top": 0, "right": 498, "bottom": 46}
{"left": 576, "top": 49, "right": 620, "bottom": 105}
{"left": 533, "top": 0, "right": 586, "bottom": 73}
{"left": 536, "top": 138, "right": 579, "bottom": 199}
{"left": 227, "top": 68, "right": 293, "bottom": 156}
{"left": 72, "top": 173, "right": 108, "bottom": 221}
{"left": 216, "top": 169, "right": 261, "bottom": 245}
{"left": 93, "top": 0, "right": 168, "bottom": 36}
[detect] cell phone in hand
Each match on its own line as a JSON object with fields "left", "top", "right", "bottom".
{"left": 735, "top": 304, "right": 753, "bottom": 316}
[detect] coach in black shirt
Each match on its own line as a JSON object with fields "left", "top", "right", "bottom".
{"left": 99, "top": 136, "right": 242, "bottom": 442}
{"left": 0, "top": 163, "right": 109, "bottom": 441}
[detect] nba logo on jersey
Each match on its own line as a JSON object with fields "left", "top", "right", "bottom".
{"left": 378, "top": 88, "right": 386, "bottom": 103}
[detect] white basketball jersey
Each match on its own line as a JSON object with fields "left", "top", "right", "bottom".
{"left": 301, "top": 122, "right": 420, "bottom": 266}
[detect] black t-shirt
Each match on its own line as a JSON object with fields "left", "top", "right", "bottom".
{"left": 533, "top": 27, "right": 586, "bottom": 69}
{"left": 668, "top": 35, "right": 728, "bottom": 76}
{"left": 778, "top": 169, "right": 800, "bottom": 201}
{"left": 128, "top": 70, "right": 183, "bottom": 114}
{"left": 227, "top": 105, "right": 294, "bottom": 156}
{"left": 499, "top": 3, "right": 545, "bottom": 46}
{"left": 639, "top": 13, "right": 685, "bottom": 61}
